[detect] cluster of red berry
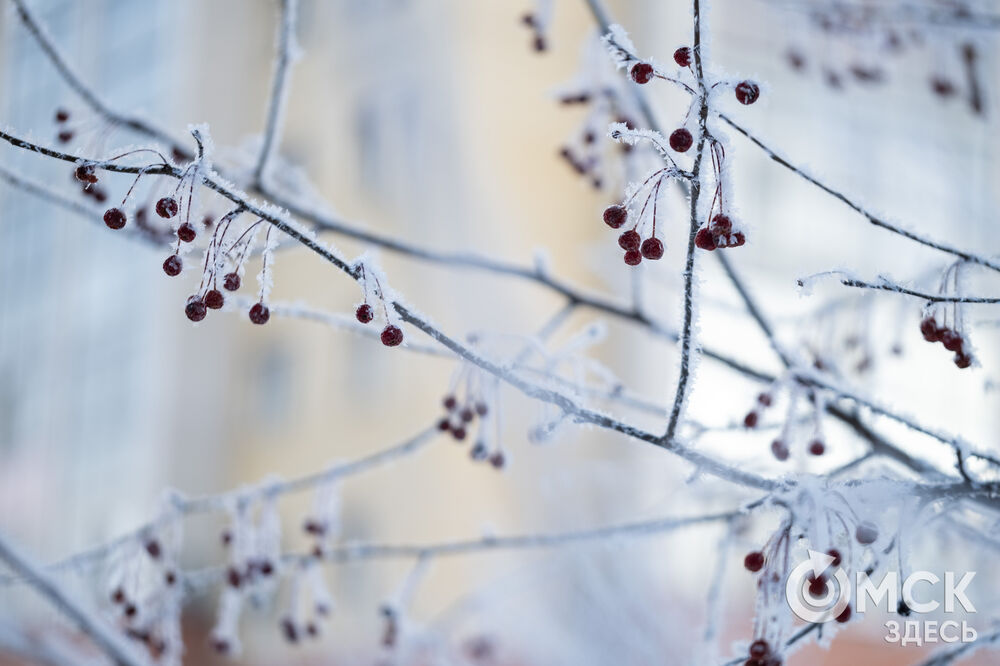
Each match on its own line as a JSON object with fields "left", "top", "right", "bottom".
{"left": 602, "top": 202, "right": 664, "bottom": 265}
{"left": 743, "top": 639, "right": 781, "bottom": 666}
{"left": 920, "top": 314, "right": 973, "bottom": 369}
{"left": 355, "top": 264, "right": 404, "bottom": 347}
{"left": 695, "top": 213, "right": 746, "bottom": 251}
{"left": 54, "top": 107, "right": 75, "bottom": 143}
{"left": 106, "top": 536, "right": 180, "bottom": 660}
{"left": 439, "top": 394, "right": 505, "bottom": 468}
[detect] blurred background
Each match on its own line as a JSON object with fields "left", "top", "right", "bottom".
{"left": 0, "top": 0, "right": 998, "bottom": 664}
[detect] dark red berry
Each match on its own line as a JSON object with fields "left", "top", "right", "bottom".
{"left": 711, "top": 214, "right": 733, "bottom": 234}
{"left": 749, "top": 639, "right": 769, "bottom": 659}
{"left": 437, "top": 418, "right": 451, "bottom": 432}
{"left": 185, "top": 297, "right": 207, "bottom": 322}
{"left": 281, "top": 617, "right": 299, "bottom": 643}
{"left": 164, "top": 570, "right": 177, "bottom": 586}
{"left": 920, "top": 316, "right": 943, "bottom": 342}
{"left": 618, "top": 229, "right": 641, "bottom": 251}
{"left": 212, "top": 638, "right": 231, "bottom": 654}
{"left": 460, "top": 407, "right": 475, "bottom": 423}
{"left": 955, "top": 352, "right": 973, "bottom": 369}
{"left": 673, "top": 47, "right": 692, "bottom": 68}
{"left": 835, "top": 605, "right": 852, "bottom": 623}
{"left": 111, "top": 587, "right": 126, "bottom": 604}
{"left": 808, "top": 439, "right": 825, "bottom": 456}
{"left": 827, "top": 549, "right": 842, "bottom": 567}
{"left": 205, "top": 289, "right": 225, "bottom": 309}
{"left": 735, "top": 81, "right": 760, "bottom": 105}
{"left": 443, "top": 395, "right": 458, "bottom": 410}
{"left": 177, "top": 223, "right": 196, "bottom": 242}
{"left": 249, "top": 302, "right": 270, "bottom": 325}
{"left": 227, "top": 567, "right": 241, "bottom": 588}
{"left": 532, "top": 35, "right": 546, "bottom": 52}
{"left": 941, "top": 329, "right": 963, "bottom": 352}
{"left": 640, "top": 237, "right": 664, "bottom": 260}
{"left": 744, "top": 411, "right": 758, "bottom": 428}
{"left": 260, "top": 560, "right": 274, "bottom": 576}
{"left": 475, "top": 402, "right": 488, "bottom": 416}
{"left": 624, "top": 249, "right": 642, "bottom": 266}
{"left": 757, "top": 392, "right": 773, "bottom": 407}
{"left": 55, "top": 109, "right": 70, "bottom": 123}
{"left": 855, "top": 521, "right": 878, "bottom": 545}
{"left": 771, "top": 439, "right": 789, "bottom": 461}
{"left": 103, "top": 207, "right": 126, "bottom": 230}
{"left": 669, "top": 128, "right": 693, "bottom": 152}
{"left": 144, "top": 540, "right": 161, "bottom": 559}
{"left": 75, "top": 164, "right": 97, "bottom": 183}
{"left": 57, "top": 129, "right": 74, "bottom": 143}
{"left": 489, "top": 452, "right": 506, "bottom": 469}
{"left": 729, "top": 231, "right": 746, "bottom": 247}
{"left": 381, "top": 324, "right": 403, "bottom": 346}
{"left": 603, "top": 204, "right": 628, "bottom": 229}
{"left": 630, "top": 62, "right": 654, "bottom": 84}
{"left": 695, "top": 227, "right": 717, "bottom": 250}
{"left": 356, "top": 303, "right": 374, "bottom": 323}
{"left": 123, "top": 603, "right": 137, "bottom": 618}
{"left": 452, "top": 426, "right": 467, "bottom": 441}
{"left": 92, "top": 187, "right": 108, "bottom": 203}
{"left": 744, "top": 551, "right": 765, "bottom": 572}
{"left": 162, "top": 255, "right": 182, "bottom": 277}
{"left": 155, "top": 197, "right": 178, "bottom": 219}
{"left": 223, "top": 272, "right": 241, "bottom": 291}
{"left": 203, "top": 214, "right": 215, "bottom": 228}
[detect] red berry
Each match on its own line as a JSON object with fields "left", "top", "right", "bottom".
{"left": 437, "top": 418, "right": 451, "bottom": 432}
{"left": 954, "top": 352, "right": 972, "bottom": 369}
{"left": 673, "top": 47, "right": 692, "bottom": 68}
{"left": 249, "top": 302, "right": 270, "bottom": 325}
{"left": 771, "top": 439, "right": 789, "bottom": 461}
{"left": 356, "top": 303, "right": 374, "bottom": 323}
{"left": 460, "top": 407, "right": 475, "bottom": 423}
{"left": 205, "top": 289, "right": 225, "bottom": 310}
{"left": 941, "top": 329, "right": 963, "bottom": 352}
{"left": 75, "top": 164, "right": 97, "bottom": 183}
{"left": 630, "top": 62, "right": 654, "bottom": 84}
{"left": 533, "top": 35, "right": 546, "bottom": 52}
{"left": 695, "top": 227, "right": 717, "bottom": 250}
{"left": 827, "top": 549, "right": 842, "bottom": 567}
{"left": 227, "top": 567, "right": 242, "bottom": 588}
{"left": 744, "top": 411, "right": 758, "bottom": 428}
{"left": 452, "top": 426, "right": 467, "bottom": 441}
{"left": 757, "top": 392, "right": 773, "bottom": 407}
{"left": 623, "top": 249, "right": 642, "bottom": 266}
{"left": 381, "top": 324, "right": 403, "bottom": 346}
{"left": 57, "top": 129, "right": 74, "bottom": 143}
{"left": 111, "top": 588, "right": 126, "bottom": 604}
{"left": 223, "top": 273, "right": 241, "bottom": 291}
{"left": 443, "top": 395, "right": 458, "bottom": 410}
{"left": 749, "top": 639, "right": 769, "bottom": 659}
{"left": 177, "top": 223, "right": 196, "bottom": 242}
{"left": 920, "top": 316, "right": 943, "bottom": 342}
{"left": 185, "top": 297, "right": 207, "bottom": 322}
{"left": 165, "top": 570, "right": 177, "bottom": 586}
{"left": 744, "top": 551, "right": 765, "bottom": 572}
{"left": 55, "top": 109, "right": 70, "bottom": 123}
{"left": 145, "top": 540, "right": 161, "bottom": 559}
{"left": 809, "top": 439, "right": 825, "bottom": 456}
{"left": 489, "top": 452, "right": 506, "bottom": 469}
{"left": 711, "top": 214, "right": 733, "bottom": 234}
{"left": 162, "top": 255, "right": 182, "bottom": 277}
{"left": 855, "top": 521, "right": 878, "bottom": 545}
{"left": 104, "top": 208, "right": 126, "bottom": 230}
{"left": 669, "top": 128, "right": 693, "bottom": 152}
{"left": 735, "top": 81, "right": 760, "bottom": 105}
{"left": 475, "top": 402, "right": 488, "bottom": 416}
{"left": 730, "top": 231, "right": 746, "bottom": 247}
{"left": 640, "top": 237, "right": 664, "bottom": 260}
{"left": 603, "top": 204, "right": 628, "bottom": 229}
{"left": 618, "top": 229, "right": 641, "bottom": 251}
{"left": 155, "top": 197, "right": 179, "bottom": 219}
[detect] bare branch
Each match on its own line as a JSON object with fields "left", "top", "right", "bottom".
{"left": 253, "top": 0, "right": 299, "bottom": 184}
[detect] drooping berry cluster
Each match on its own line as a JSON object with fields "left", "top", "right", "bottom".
{"left": 354, "top": 262, "right": 405, "bottom": 347}
{"left": 439, "top": 365, "right": 505, "bottom": 468}
{"left": 744, "top": 382, "right": 830, "bottom": 461}
{"left": 601, "top": 166, "right": 670, "bottom": 266}
{"left": 920, "top": 311, "right": 973, "bottom": 369}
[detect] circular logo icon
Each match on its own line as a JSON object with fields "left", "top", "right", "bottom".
{"left": 785, "top": 550, "right": 851, "bottom": 623}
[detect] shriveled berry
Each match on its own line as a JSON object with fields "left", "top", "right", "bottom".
{"left": 695, "top": 227, "right": 717, "bottom": 250}
{"left": 771, "top": 439, "right": 789, "bottom": 461}
{"left": 941, "top": 329, "right": 963, "bottom": 352}
{"left": 749, "top": 639, "right": 770, "bottom": 659}
{"left": 223, "top": 272, "right": 241, "bottom": 291}
{"left": 155, "top": 197, "right": 178, "bottom": 218}
{"left": 177, "top": 223, "right": 196, "bottom": 242}
{"left": 356, "top": 303, "right": 374, "bottom": 323}
{"left": 855, "top": 521, "right": 878, "bottom": 545}
{"left": 920, "top": 316, "right": 943, "bottom": 342}
{"left": 249, "top": 302, "right": 270, "bottom": 325}
{"left": 624, "top": 249, "right": 642, "bottom": 266}
{"left": 381, "top": 324, "right": 403, "bottom": 346}
{"left": 640, "top": 237, "right": 664, "bottom": 260}
{"left": 603, "top": 204, "right": 628, "bottom": 229}
{"left": 75, "top": 164, "right": 97, "bottom": 183}
{"left": 673, "top": 47, "right": 692, "bottom": 68}
{"left": 185, "top": 297, "right": 207, "bottom": 322}
{"left": 669, "top": 128, "right": 693, "bottom": 152}
{"left": 205, "top": 289, "right": 225, "bottom": 309}
{"left": 630, "top": 62, "right": 654, "bottom": 84}
{"left": 618, "top": 229, "right": 641, "bottom": 251}
{"left": 711, "top": 214, "right": 733, "bottom": 234}
{"left": 809, "top": 439, "right": 825, "bottom": 456}
{"left": 162, "top": 255, "right": 182, "bottom": 277}
{"left": 744, "top": 411, "right": 758, "bottom": 428}
{"left": 104, "top": 207, "right": 126, "bottom": 230}
{"left": 735, "top": 81, "right": 760, "bottom": 105}
{"left": 744, "top": 551, "right": 765, "bottom": 572}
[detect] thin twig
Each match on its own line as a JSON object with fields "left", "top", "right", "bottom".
{"left": 253, "top": 0, "right": 299, "bottom": 184}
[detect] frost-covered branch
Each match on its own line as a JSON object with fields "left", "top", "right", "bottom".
{"left": 253, "top": 0, "right": 299, "bottom": 185}
{"left": 829, "top": 276, "right": 1000, "bottom": 304}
